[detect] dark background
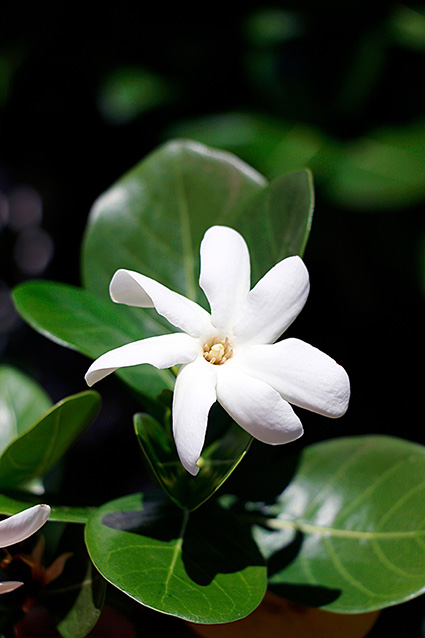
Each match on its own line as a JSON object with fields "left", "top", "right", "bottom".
{"left": 1, "top": 3, "right": 424, "bottom": 636}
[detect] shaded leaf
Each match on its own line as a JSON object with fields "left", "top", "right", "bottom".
{"left": 135, "top": 412, "right": 252, "bottom": 511}
{"left": 85, "top": 492, "right": 266, "bottom": 623}
{"left": 43, "top": 526, "right": 106, "bottom": 638}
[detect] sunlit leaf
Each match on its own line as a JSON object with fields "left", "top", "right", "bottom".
{"left": 249, "top": 435, "right": 425, "bottom": 612}
{"left": 85, "top": 492, "right": 266, "bottom": 623}
{"left": 81, "top": 139, "right": 267, "bottom": 306}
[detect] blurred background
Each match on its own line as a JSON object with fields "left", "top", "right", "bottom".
{"left": 1, "top": 2, "right": 425, "bottom": 636}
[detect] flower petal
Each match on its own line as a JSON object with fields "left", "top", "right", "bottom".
{"left": 172, "top": 358, "right": 217, "bottom": 476}
{"left": 216, "top": 366, "right": 303, "bottom": 444}
{"left": 233, "top": 256, "right": 309, "bottom": 345}
{"left": 110, "top": 269, "right": 212, "bottom": 337}
{"left": 0, "top": 581, "right": 23, "bottom": 594}
{"left": 199, "top": 226, "right": 251, "bottom": 332}
{"left": 0, "top": 504, "right": 50, "bottom": 548}
{"left": 239, "top": 338, "right": 350, "bottom": 417}
{"left": 85, "top": 332, "right": 199, "bottom": 386}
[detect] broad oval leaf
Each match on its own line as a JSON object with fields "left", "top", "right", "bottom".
{"left": 81, "top": 139, "right": 266, "bottom": 306}
{"left": 85, "top": 492, "right": 267, "bottom": 623}
{"left": 0, "top": 365, "right": 52, "bottom": 454}
{"left": 250, "top": 435, "right": 425, "bottom": 613}
{"left": 82, "top": 140, "right": 313, "bottom": 309}
{"left": 0, "top": 390, "right": 101, "bottom": 490}
{"left": 134, "top": 412, "right": 252, "bottom": 511}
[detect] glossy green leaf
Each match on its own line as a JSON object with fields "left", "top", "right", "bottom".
{"left": 250, "top": 435, "right": 425, "bottom": 613}
{"left": 82, "top": 140, "right": 313, "bottom": 307}
{"left": 232, "top": 168, "right": 313, "bottom": 283}
{"left": 0, "top": 365, "right": 52, "bottom": 454}
{"left": 135, "top": 411, "right": 252, "bottom": 511}
{"left": 0, "top": 390, "right": 101, "bottom": 489}
{"left": 81, "top": 140, "right": 266, "bottom": 307}
{"left": 85, "top": 492, "right": 266, "bottom": 623}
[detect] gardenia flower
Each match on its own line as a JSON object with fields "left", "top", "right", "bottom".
{"left": 0, "top": 504, "right": 50, "bottom": 594}
{"left": 86, "top": 225, "right": 350, "bottom": 476}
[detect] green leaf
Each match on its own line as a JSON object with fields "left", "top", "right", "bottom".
{"left": 85, "top": 492, "right": 266, "bottom": 623}
{"left": 231, "top": 169, "right": 314, "bottom": 283}
{"left": 82, "top": 139, "right": 266, "bottom": 306}
{"left": 134, "top": 411, "right": 252, "bottom": 511}
{"left": 0, "top": 365, "right": 52, "bottom": 454}
{"left": 250, "top": 435, "right": 425, "bottom": 613}
{"left": 0, "top": 390, "right": 101, "bottom": 490}
{"left": 12, "top": 281, "right": 175, "bottom": 401}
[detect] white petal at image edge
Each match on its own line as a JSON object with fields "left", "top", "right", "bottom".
{"left": 0, "top": 581, "right": 23, "bottom": 594}
{"left": 0, "top": 504, "right": 50, "bottom": 548}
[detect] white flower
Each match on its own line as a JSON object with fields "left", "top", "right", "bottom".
{"left": 0, "top": 504, "right": 50, "bottom": 594}
{"left": 85, "top": 226, "right": 350, "bottom": 476}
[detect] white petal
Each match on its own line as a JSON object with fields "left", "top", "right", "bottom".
{"left": 85, "top": 332, "right": 199, "bottom": 386}
{"left": 199, "top": 226, "right": 250, "bottom": 332}
{"left": 216, "top": 366, "right": 303, "bottom": 444}
{"left": 0, "top": 504, "right": 50, "bottom": 548}
{"left": 172, "top": 358, "right": 217, "bottom": 476}
{"left": 0, "top": 581, "right": 23, "bottom": 594}
{"left": 234, "top": 256, "right": 309, "bottom": 345}
{"left": 110, "top": 269, "right": 212, "bottom": 337}
{"left": 239, "top": 338, "right": 350, "bottom": 417}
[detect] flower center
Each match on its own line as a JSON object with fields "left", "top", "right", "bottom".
{"left": 203, "top": 336, "right": 233, "bottom": 365}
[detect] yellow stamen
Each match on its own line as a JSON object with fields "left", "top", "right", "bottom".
{"left": 203, "top": 336, "right": 233, "bottom": 365}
